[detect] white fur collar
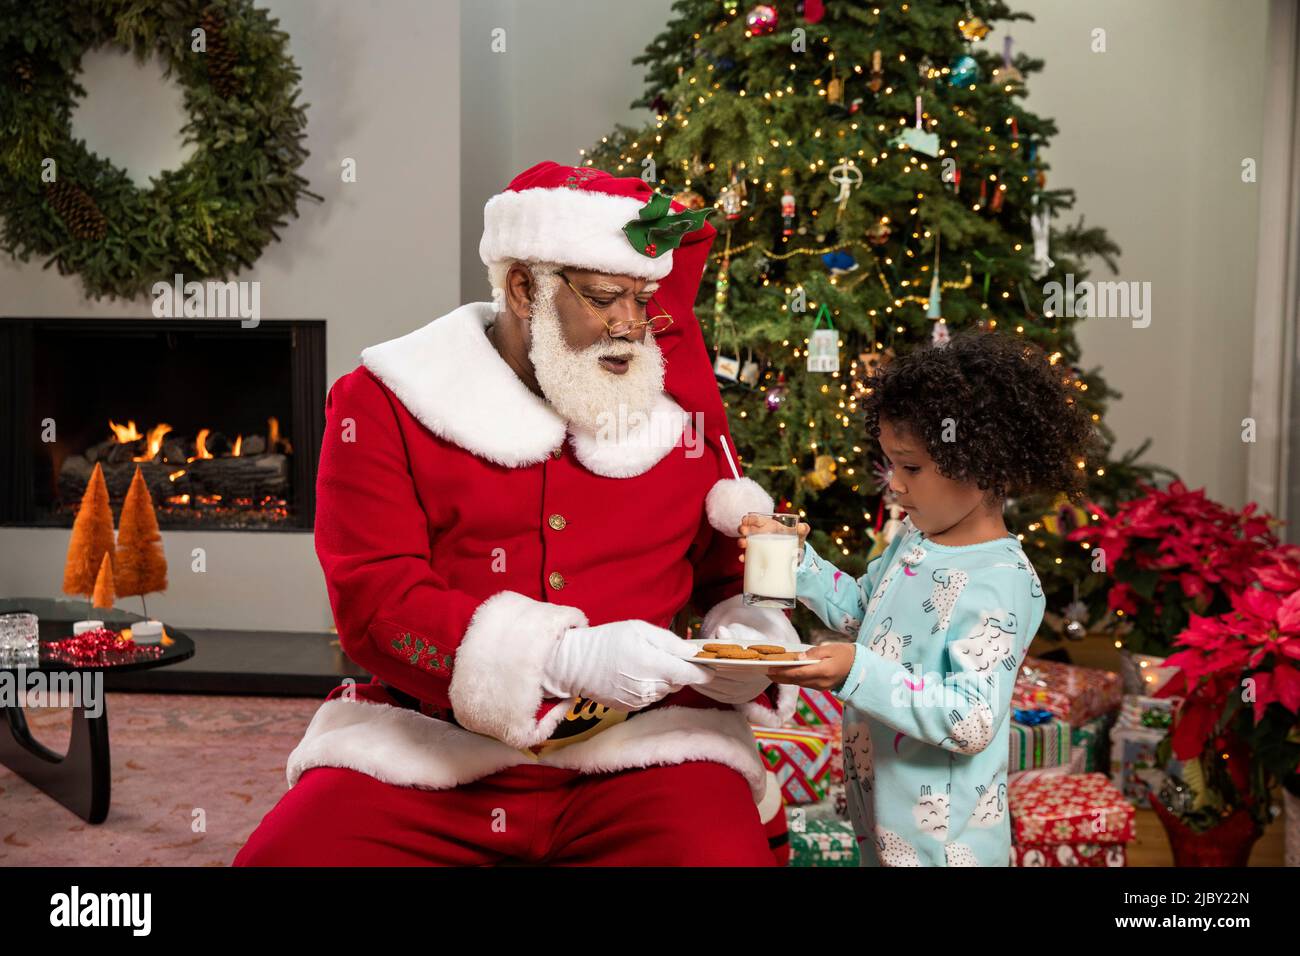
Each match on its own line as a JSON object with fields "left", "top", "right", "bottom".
{"left": 360, "top": 302, "right": 686, "bottom": 478}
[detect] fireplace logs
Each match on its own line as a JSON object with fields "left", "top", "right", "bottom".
{"left": 55, "top": 419, "right": 293, "bottom": 526}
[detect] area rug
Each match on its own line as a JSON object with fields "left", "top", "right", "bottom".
{"left": 0, "top": 693, "right": 320, "bottom": 866}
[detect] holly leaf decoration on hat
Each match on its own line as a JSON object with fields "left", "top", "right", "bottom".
{"left": 622, "top": 191, "right": 711, "bottom": 259}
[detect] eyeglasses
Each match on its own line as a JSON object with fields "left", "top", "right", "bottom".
{"left": 559, "top": 271, "right": 673, "bottom": 336}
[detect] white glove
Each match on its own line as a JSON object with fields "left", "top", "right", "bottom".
{"left": 692, "top": 624, "right": 777, "bottom": 705}
{"left": 540, "top": 619, "right": 709, "bottom": 712}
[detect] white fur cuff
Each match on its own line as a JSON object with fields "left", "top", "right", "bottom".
{"left": 448, "top": 591, "right": 588, "bottom": 749}
{"left": 705, "top": 477, "right": 775, "bottom": 537}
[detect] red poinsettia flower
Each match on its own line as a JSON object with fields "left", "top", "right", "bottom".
{"left": 1106, "top": 581, "right": 1139, "bottom": 616}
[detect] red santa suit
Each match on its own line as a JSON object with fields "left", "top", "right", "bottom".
{"left": 234, "top": 162, "right": 798, "bottom": 866}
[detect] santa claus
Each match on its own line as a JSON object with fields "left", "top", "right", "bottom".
{"left": 233, "top": 161, "right": 799, "bottom": 866}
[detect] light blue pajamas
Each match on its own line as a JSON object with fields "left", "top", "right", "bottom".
{"left": 796, "top": 516, "right": 1045, "bottom": 866}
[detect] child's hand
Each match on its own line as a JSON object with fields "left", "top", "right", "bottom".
{"left": 767, "top": 643, "right": 856, "bottom": 691}
{"left": 737, "top": 514, "right": 811, "bottom": 560}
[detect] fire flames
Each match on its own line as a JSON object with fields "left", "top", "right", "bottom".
{"left": 107, "top": 417, "right": 289, "bottom": 462}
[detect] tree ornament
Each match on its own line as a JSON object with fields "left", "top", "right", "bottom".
{"left": 739, "top": 349, "right": 761, "bottom": 386}
{"left": 990, "top": 179, "right": 1005, "bottom": 213}
{"left": 807, "top": 303, "right": 840, "bottom": 372}
{"left": 993, "top": 34, "right": 1024, "bottom": 86}
{"left": 765, "top": 373, "right": 788, "bottom": 410}
{"left": 865, "top": 220, "right": 892, "bottom": 246}
{"left": 959, "top": 3, "right": 991, "bottom": 41}
{"left": 868, "top": 49, "right": 884, "bottom": 93}
{"left": 800, "top": 0, "right": 826, "bottom": 24}
{"left": 891, "top": 95, "right": 939, "bottom": 156}
{"left": 718, "top": 181, "right": 743, "bottom": 220}
{"left": 821, "top": 250, "right": 858, "bottom": 276}
{"left": 1029, "top": 195, "right": 1054, "bottom": 279}
{"left": 949, "top": 55, "right": 979, "bottom": 87}
{"left": 781, "top": 188, "right": 797, "bottom": 236}
{"left": 804, "top": 454, "right": 838, "bottom": 491}
{"left": 931, "top": 317, "right": 951, "bottom": 347}
{"left": 926, "top": 272, "right": 942, "bottom": 319}
{"left": 828, "top": 160, "right": 862, "bottom": 217}
{"left": 826, "top": 67, "right": 844, "bottom": 106}
{"left": 746, "top": 4, "right": 779, "bottom": 36}
{"left": 672, "top": 188, "right": 706, "bottom": 210}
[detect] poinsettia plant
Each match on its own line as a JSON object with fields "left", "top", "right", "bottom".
{"left": 1152, "top": 548, "right": 1300, "bottom": 832}
{"left": 1066, "top": 480, "right": 1283, "bottom": 656}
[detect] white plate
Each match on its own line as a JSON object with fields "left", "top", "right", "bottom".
{"left": 684, "top": 638, "right": 817, "bottom": 668}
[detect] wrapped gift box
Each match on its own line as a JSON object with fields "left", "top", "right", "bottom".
{"left": 1013, "top": 658, "right": 1123, "bottom": 728}
{"left": 1009, "top": 772, "right": 1134, "bottom": 846}
{"left": 753, "top": 725, "right": 833, "bottom": 805}
{"left": 823, "top": 720, "right": 844, "bottom": 785}
{"left": 792, "top": 687, "right": 844, "bottom": 728}
{"left": 789, "top": 818, "right": 859, "bottom": 867}
{"left": 1110, "top": 725, "right": 1183, "bottom": 808}
{"left": 1117, "top": 694, "right": 1177, "bottom": 732}
{"left": 797, "top": 781, "right": 850, "bottom": 826}
{"left": 1009, "top": 715, "right": 1073, "bottom": 772}
{"left": 1011, "top": 842, "right": 1127, "bottom": 867}
{"left": 1070, "top": 713, "right": 1114, "bottom": 773}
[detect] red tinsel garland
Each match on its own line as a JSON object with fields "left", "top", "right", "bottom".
{"left": 45, "top": 626, "right": 164, "bottom": 666}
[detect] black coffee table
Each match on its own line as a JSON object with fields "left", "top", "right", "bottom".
{"left": 0, "top": 597, "right": 195, "bottom": 824}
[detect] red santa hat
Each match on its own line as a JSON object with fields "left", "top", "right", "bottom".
{"left": 479, "top": 161, "right": 771, "bottom": 533}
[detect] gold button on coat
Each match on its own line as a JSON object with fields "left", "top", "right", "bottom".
{"left": 548, "top": 571, "right": 565, "bottom": 590}
{"left": 548, "top": 514, "right": 567, "bottom": 531}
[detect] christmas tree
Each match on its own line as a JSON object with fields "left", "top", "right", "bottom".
{"left": 582, "top": 0, "right": 1172, "bottom": 630}
{"left": 114, "top": 466, "right": 169, "bottom": 618}
{"left": 91, "top": 552, "right": 116, "bottom": 611}
{"left": 62, "top": 461, "right": 117, "bottom": 603}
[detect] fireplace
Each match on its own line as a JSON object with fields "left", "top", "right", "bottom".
{"left": 0, "top": 318, "right": 325, "bottom": 531}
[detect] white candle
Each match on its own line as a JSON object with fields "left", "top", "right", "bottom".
{"left": 131, "top": 620, "right": 164, "bottom": 644}
{"left": 744, "top": 532, "right": 798, "bottom": 602}
{"left": 73, "top": 620, "right": 104, "bottom": 635}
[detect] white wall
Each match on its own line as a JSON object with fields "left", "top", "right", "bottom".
{"left": 1012, "top": 0, "right": 1269, "bottom": 507}
{"left": 458, "top": 0, "right": 672, "bottom": 301}
{"left": 0, "top": 0, "right": 461, "bottom": 631}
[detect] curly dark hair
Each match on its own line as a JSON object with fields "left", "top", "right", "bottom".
{"left": 860, "top": 330, "right": 1101, "bottom": 504}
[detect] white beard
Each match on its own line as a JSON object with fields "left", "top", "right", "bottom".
{"left": 527, "top": 273, "right": 666, "bottom": 434}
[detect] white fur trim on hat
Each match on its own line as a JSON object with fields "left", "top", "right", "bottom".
{"left": 705, "top": 476, "right": 776, "bottom": 537}
{"left": 479, "top": 186, "right": 674, "bottom": 281}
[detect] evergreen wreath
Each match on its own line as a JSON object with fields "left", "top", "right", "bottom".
{"left": 0, "top": 0, "right": 322, "bottom": 300}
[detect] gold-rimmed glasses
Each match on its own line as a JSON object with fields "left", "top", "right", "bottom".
{"left": 559, "top": 271, "right": 673, "bottom": 336}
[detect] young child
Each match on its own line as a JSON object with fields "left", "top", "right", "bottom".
{"left": 740, "top": 330, "right": 1098, "bottom": 866}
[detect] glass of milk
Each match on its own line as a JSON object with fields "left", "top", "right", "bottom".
{"left": 742, "top": 512, "right": 800, "bottom": 608}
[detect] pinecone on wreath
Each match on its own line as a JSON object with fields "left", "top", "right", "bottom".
{"left": 12, "top": 55, "right": 34, "bottom": 94}
{"left": 200, "top": 7, "right": 242, "bottom": 98}
{"left": 42, "top": 180, "right": 108, "bottom": 240}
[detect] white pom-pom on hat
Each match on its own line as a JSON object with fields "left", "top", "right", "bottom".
{"left": 706, "top": 476, "right": 775, "bottom": 537}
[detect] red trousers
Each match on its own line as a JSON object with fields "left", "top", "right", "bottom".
{"left": 233, "top": 759, "right": 780, "bottom": 866}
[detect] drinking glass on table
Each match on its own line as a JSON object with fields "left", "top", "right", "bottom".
{"left": 0, "top": 611, "right": 39, "bottom": 664}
